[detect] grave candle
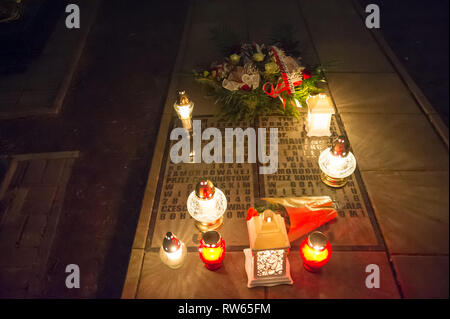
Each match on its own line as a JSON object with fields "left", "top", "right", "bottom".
{"left": 198, "top": 231, "right": 225, "bottom": 270}
{"left": 300, "top": 231, "right": 332, "bottom": 272}
{"left": 159, "top": 232, "right": 187, "bottom": 269}
{"left": 306, "top": 93, "right": 335, "bottom": 137}
{"left": 173, "top": 90, "right": 194, "bottom": 132}
{"left": 187, "top": 180, "right": 227, "bottom": 232}
{"left": 318, "top": 135, "right": 356, "bottom": 188}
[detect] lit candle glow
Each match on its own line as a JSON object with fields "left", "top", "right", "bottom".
{"left": 198, "top": 231, "right": 225, "bottom": 270}
{"left": 300, "top": 231, "right": 332, "bottom": 272}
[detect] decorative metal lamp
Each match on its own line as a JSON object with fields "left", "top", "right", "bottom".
{"left": 159, "top": 232, "right": 187, "bottom": 269}
{"left": 306, "top": 93, "right": 335, "bottom": 137}
{"left": 244, "top": 210, "right": 293, "bottom": 288}
{"left": 187, "top": 180, "right": 227, "bottom": 232}
{"left": 173, "top": 90, "right": 194, "bottom": 132}
{"left": 198, "top": 230, "right": 226, "bottom": 270}
{"left": 300, "top": 231, "right": 332, "bottom": 272}
{"left": 318, "top": 135, "right": 356, "bottom": 188}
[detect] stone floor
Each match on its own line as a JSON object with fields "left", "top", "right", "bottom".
{"left": 0, "top": 152, "right": 78, "bottom": 298}
{"left": 0, "top": 0, "right": 99, "bottom": 119}
{"left": 123, "top": 0, "right": 449, "bottom": 299}
{"left": 0, "top": 0, "right": 448, "bottom": 299}
{"left": 0, "top": 0, "right": 189, "bottom": 298}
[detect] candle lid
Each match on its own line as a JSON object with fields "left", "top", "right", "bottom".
{"left": 195, "top": 180, "right": 215, "bottom": 200}
{"left": 176, "top": 90, "right": 190, "bottom": 106}
{"left": 308, "top": 231, "right": 328, "bottom": 251}
{"left": 331, "top": 135, "right": 350, "bottom": 158}
{"left": 162, "top": 232, "right": 181, "bottom": 252}
{"left": 202, "top": 231, "right": 221, "bottom": 246}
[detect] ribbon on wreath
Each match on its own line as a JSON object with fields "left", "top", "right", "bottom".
{"left": 262, "top": 46, "right": 303, "bottom": 109}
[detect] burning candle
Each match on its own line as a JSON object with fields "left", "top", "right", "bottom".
{"left": 187, "top": 180, "right": 227, "bottom": 232}
{"left": 198, "top": 231, "right": 225, "bottom": 270}
{"left": 300, "top": 231, "right": 332, "bottom": 272}
{"left": 318, "top": 135, "right": 356, "bottom": 188}
{"left": 173, "top": 90, "right": 194, "bottom": 132}
{"left": 159, "top": 232, "right": 187, "bottom": 269}
{"left": 305, "top": 93, "right": 335, "bottom": 137}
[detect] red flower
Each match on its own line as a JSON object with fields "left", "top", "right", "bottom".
{"left": 303, "top": 69, "right": 313, "bottom": 80}
{"left": 246, "top": 207, "right": 259, "bottom": 221}
{"left": 240, "top": 84, "right": 251, "bottom": 91}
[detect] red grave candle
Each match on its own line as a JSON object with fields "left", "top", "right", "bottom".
{"left": 198, "top": 231, "right": 225, "bottom": 270}
{"left": 300, "top": 231, "right": 332, "bottom": 272}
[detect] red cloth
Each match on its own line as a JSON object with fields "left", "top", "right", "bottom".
{"left": 285, "top": 199, "right": 337, "bottom": 242}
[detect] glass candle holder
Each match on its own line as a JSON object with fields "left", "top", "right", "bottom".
{"left": 318, "top": 135, "right": 356, "bottom": 187}
{"left": 300, "top": 231, "right": 332, "bottom": 272}
{"left": 306, "top": 93, "right": 335, "bottom": 137}
{"left": 187, "top": 180, "right": 227, "bottom": 232}
{"left": 159, "top": 232, "right": 187, "bottom": 269}
{"left": 174, "top": 91, "right": 194, "bottom": 132}
{"left": 198, "top": 231, "right": 225, "bottom": 270}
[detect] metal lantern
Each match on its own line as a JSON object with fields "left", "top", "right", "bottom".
{"left": 187, "top": 180, "right": 227, "bottom": 232}
{"left": 244, "top": 210, "right": 293, "bottom": 288}
{"left": 173, "top": 90, "right": 194, "bottom": 132}
{"left": 306, "top": 93, "right": 335, "bottom": 137}
{"left": 318, "top": 135, "right": 356, "bottom": 187}
{"left": 300, "top": 231, "right": 332, "bottom": 272}
{"left": 159, "top": 232, "right": 187, "bottom": 269}
{"left": 198, "top": 230, "right": 226, "bottom": 270}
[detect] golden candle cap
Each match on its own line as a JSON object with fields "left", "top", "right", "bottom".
{"left": 331, "top": 135, "right": 350, "bottom": 158}
{"left": 195, "top": 180, "right": 215, "bottom": 200}
{"left": 176, "top": 90, "right": 190, "bottom": 105}
{"left": 162, "top": 232, "right": 181, "bottom": 252}
{"left": 308, "top": 231, "right": 328, "bottom": 251}
{"left": 202, "top": 231, "right": 221, "bottom": 246}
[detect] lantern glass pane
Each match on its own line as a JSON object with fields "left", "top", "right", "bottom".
{"left": 187, "top": 188, "right": 227, "bottom": 224}
{"left": 311, "top": 114, "right": 331, "bottom": 131}
{"left": 256, "top": 249, "right": 284, "bottom": 277}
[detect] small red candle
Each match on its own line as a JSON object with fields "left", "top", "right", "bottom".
{"left": 300, "top": 231, "right": 332, "bottom": 272}
{"left": 198, "top": 231, "right": 225, "bottom": 270}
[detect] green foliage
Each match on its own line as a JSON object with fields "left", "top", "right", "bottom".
{"left": 194, "top": 24, "right": 326, "bottom": 123}
{"left": 195, "top": 76, "right": 302, "bottom": 122}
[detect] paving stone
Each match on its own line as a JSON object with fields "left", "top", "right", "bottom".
{"left": 121, "top": 249, "right": 144, "bottom": 299}
{"left": 392, "top": 255, "right": 449, "bottom": 299}
{"left": 247, "top": 0, "right": 319, "bottom": 66}
{"left": 176, "top": 76, "right": 221, "bottom": 117}
{"left": 41, "top": 159, "right": 66, "bottom": 186}
{"left": 267, "top": 251, "right": 400, "bottom": 298}
{"left": 361, "top": 171, "right": 449, "bottom": 255}
{"left": 16, "top": 90, "right": 56, "bottom": 110}
{"left": 194, "top": 0, "right": 245, "bottom": 24}
{"left": 21, "top": 186, "right": 57, "bottom": 216}
{"left": 137, "top": 251, "right": 265, "bottom": 298}
{"left": 21, "top": 159, "right": 46, "bottom": 185}
{"left": 340, "top": 113, "right": 449, "bottom": 171}
{"left": 0, "top": 267, "right": 32, "bottom": 298}
{"left": 299, "top": 0, "right": 393, "bottom": 72}
{"left": 19, "top": 214, "right": 48, "bottom": 248}
{"left": 327, "top": 73, "right": 422, "bottom": 114}
{"left": 0, "top": 247, "right": 38, "bottom": 268}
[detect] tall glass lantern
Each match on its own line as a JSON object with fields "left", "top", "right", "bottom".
{"left": 173, "top": 90, "right": 194, "bottom": 133}
{"left": 187, "top": 180, "right": 227, "bottom": 232}
{"left": 244, "top": 210, "right": 293, "bottom": 288}
{"left": 306, "top": 93, "right": 335, "bottom": 137}
{"left": 159, "top": 232, "right": 187, "bottom": 269}
{"left": 318, "top": 135, "right": 356, "bottom": 187}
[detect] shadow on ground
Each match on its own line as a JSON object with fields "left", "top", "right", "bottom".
{"left": 0, "top": 0, "right": 189, "bottom": 298}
